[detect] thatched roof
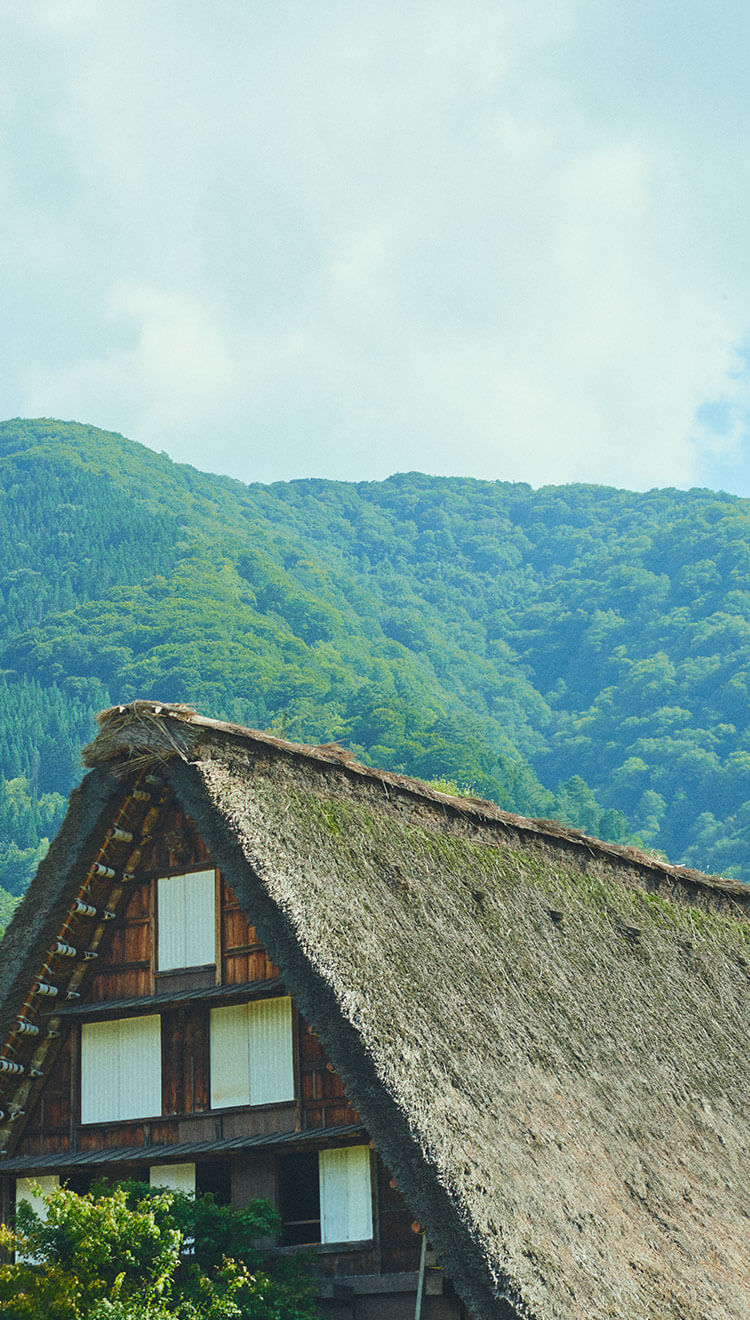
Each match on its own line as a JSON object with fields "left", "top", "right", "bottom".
{"left": 2, "top": 701, "right": 749, "bottom": 1320}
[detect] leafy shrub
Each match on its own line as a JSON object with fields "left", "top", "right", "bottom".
{"left": 0, "top": 1181, "right": 320, "bottom": 1320}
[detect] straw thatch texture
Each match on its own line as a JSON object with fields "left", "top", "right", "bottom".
{"left": 4, "top": 703, "right": 749, "bottom": 1319}
{"left": 162, "top": 730, "right": 749, "bottom": 1320}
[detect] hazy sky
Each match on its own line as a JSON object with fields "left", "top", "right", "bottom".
{"left": 3, "top": 1, "right": 750, "bottom": 493}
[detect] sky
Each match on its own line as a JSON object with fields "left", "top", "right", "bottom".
{"left": 3, "top": 1, "right": 750, "bottom": 494}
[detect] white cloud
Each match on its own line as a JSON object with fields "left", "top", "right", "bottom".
{"left": 7, "top": 2, "right": 750, "bottom": 489}
{"left": 24, "top": 282, "right": 237, "bottom": 432}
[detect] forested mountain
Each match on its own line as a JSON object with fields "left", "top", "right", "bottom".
{"left": 2, "top": 416, "right": 750, "bottom": 923}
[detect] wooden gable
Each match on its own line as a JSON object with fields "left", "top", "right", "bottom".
{"left": 0, "top": 772, "right": 445, "bottom": 1309}
{"left": 9, "top": 781, "right": 360, "bottom": 1159}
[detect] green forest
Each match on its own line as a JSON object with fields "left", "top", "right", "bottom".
{"left": 2, "top": 416, "right": 750, "bottom": 924}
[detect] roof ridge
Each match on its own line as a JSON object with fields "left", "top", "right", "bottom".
{"left": 83, "top": 701, "right": 749, "bottom": 904}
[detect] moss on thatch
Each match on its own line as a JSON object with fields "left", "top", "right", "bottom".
{"left": 3, "top": 703, "right": 749, "bottom": 1319}
{"left": 180, "top": 748, "right": 749, "bottom": 1320}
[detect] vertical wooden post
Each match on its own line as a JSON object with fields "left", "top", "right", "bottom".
{"left": 292, "top": 1004, "right": 303, "bottom": 1131}
{"left": 371, "top": 1149, "right": 382, "bottom": 1276}
{"left": 149, "top": 867, "right": 157, "bottom": 995}
{"left": 70, "top": 1025, "right": 80, "bottom": 1152}
{"left": 214, "top": 869, "right": 222, "bottom": 985}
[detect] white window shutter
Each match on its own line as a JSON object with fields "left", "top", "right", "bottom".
{"left": 184, "top": 870, "right": 216, "bottom": 967}
{"left": 210, "top": 997, "right": 295, "bottom": 1109}
{"left": 248, "top": 997, "right": 295, "bottom": 1105}
{"left": 158, "top": 871, "right": 215, "bottom": 970}
{"left": 81, "top": 1018, "right": 121, "bottom": 1123}
{"left": 210, "top": 1004, "right": 251, "bottom": 1108}
{"left": 319, "top": 1146, "right": 373, "bottom": 1243}
{"left": 119, "top": 1015, "right": 162, "bottom": 1119}
{"left": 81, "top": 1015, "right": 162, "bottom": 1123}
{"left": 157, "top": 874, "right": 185, "bottom": 970}
{"left": 149, "top": 1163, "right": 196, "bottom": 1194}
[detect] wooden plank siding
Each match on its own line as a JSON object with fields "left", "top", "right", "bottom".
{"left": 11, "top": 1033, "right": 74, "bottom": 1159}
{"left": 88, "top": 879, "right": 152, "bottom": 1002}
{"left": 299, "top": 1020, "right": 360, "bottom": 1130}
{"left": 221, "top": 878, "right": 280, "bottom": 985}
{"left": 161, "top": 1005, "right": 210, "bottom": 1116}
{"left": 377, "top": 1155, "right": 423, "bottom": 1275}
{"left": 138, "top": 799, "right": 214, "bottom": 876}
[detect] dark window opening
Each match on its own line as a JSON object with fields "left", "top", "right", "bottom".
{"left": 64, "top": 1166, "right": 149, "bottom": 1197}
{"left": 278, "top": 1151, "right": 320, "bottom": 1245}
{"left": 196, "top": 1160, "right": 231, "bottom": 1205}
{"left": 65, "top": 1172, "right": 94, "bottom": 1196}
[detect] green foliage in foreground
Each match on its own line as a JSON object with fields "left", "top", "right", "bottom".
{"left": 0, "top": 1181, "right": 319, "bottom": 1320}
{"left": 3, "top": 417, "right": 750, "bottom": 886}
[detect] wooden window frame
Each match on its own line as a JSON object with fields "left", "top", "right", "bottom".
{"left": 153, "top": 867, "right": 221, "bottom": 979}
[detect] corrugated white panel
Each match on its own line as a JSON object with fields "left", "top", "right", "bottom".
{"left": 149, "top": 1163, "right": 196, "bottom": 1194}
{"left": 81, "top": 1015, "right": 161, "bottom": 1123}
{"left": 319, "top": 1146, "right": 373, "bottom": 1244}
{"left": 209, "top": 997, "right": 294, "bottom": 1108}
{"left": 184, "top": 870, "right": 216, "bottom": 967}
{"left": 15, "top": 1175, "right": 59, "bottom": 1262}
{"left": 158, "top": 871, "right": 216, "bottom": 970}
{"left": 157, "top": 874, "right": 185, "bottom": 971}
{"left": 81, "top": 1018, "right": 121, "bottom": 1124}
{"left": 210, "top": 1004, "right": 250, "bottom": 1108}
{"left": 119, "top": 1015, "right": 162, "bottom": 1119}
{"left": 248, "top": 996, "right": 295, "bottom": 1105}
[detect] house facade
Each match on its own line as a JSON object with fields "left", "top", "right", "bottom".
{"left": 0, "top": 783, "right": 462, "bottom": 1317}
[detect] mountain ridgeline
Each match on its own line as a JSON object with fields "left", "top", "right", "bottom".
{"left": 1, "top": 417, "right": 750, "bottom": 920}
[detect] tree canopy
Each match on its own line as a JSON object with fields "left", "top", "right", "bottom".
{"left": 0, "top": 1179, "right": 319, "bottom": 1320}
{"left": 2, "top": 417, "right": 750, "bottom": 914}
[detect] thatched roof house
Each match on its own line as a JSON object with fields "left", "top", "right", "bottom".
{"left": 0, "top": 702, "right": 748, "bottom": 1319}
